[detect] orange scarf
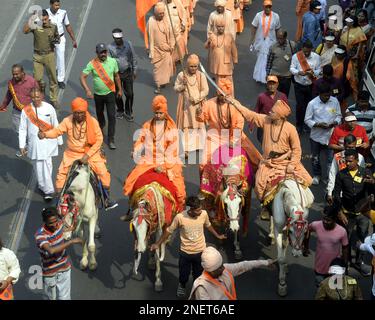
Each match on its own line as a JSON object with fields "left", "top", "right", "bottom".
{"left": 296, "top": 51, "right": 311, "bottom": 72}
{"left": 0, "top": 284, "right": 13, "bottom": 300}
{"left": 8, "top": 81, "right": 25, "bottom": 111}
{"left": 203, "top": 269, "right": 237, "bottom": 300}
{"left": 91, "top": 58, "right": 116, "bottom": 92}
{"left": 262, "top": 11, "right": 272, "bottom": 39}
{"left": 23, "top": 105, "right": 54, "bottom": 132}
{"left": 81, "top": 113, "right": 97, "bottom": 148}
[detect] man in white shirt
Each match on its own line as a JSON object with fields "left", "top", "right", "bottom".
{"left": 327, "top": 134, "right": 366, "bottom": 203}
{"left": 19, "top": 88, "right": 62, "bottom": 201}
{"left": 305, "top": 82, "right": 341, "bottom": 185}
{"left": 249, "top": 0, "right": 281, "bottom": 84}
{"left": 47, "top": 0, "right": 77, "bottom": 89}
{"left": 0, "top": 237, "right": 21, "bottom": 300}
{"left": 290, "top": 39, "right": 321, "bottom": 134}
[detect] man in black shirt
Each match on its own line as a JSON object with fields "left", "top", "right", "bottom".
{"left": 333, "top": 148, "right": 373, "bottom": 276}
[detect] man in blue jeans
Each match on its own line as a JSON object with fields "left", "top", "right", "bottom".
{"left": 304, "top": 82, "right": 341, "bottom": 185}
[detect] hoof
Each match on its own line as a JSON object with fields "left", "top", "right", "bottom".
{"left": 89, "top": 262, "right": 98, "bottom": 271}
{"left": 234, "top": 250, "right": 243, "bottom": 260}
{"left": 80, "top": 261, "right": 88, "bottom": 271}
{"left": 154, "top": 282, "right": 163, "bottom": 292}
{"left": 278, "top": 283, "right": 288, "bottom": 297}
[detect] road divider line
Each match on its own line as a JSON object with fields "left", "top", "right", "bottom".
{"left": 6, "top": 0, "right": 94, "bottom": 253}
{"left": 0, "top": 0, "right": 32, "bottom": 71}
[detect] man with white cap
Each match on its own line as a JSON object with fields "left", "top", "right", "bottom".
{"left": 207, "top": 0, "right": 236, "bottom": 41}
{"left": 329, "top": 111, "right": 369, "bottom": 155}
{"left": 315, "top": 32, "right": 338, "bottom": 67}
{"left": 315, "top": 257, "right": 363, "bottom": 300}
{"left": 301, "top": 0, "right": 323, "bottom": 49}
{"left": 189, "top": 246, "right": 275, "bottom": 300}
{"left": 249, "top": 0, "right": 281, "bottom": 84}
{"left": 358, "top": 233, "right": 375, "bottom": 300}
{"left": 107, "top": 28, "right": 138, "bottom": 121}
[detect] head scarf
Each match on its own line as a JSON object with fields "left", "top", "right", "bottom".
{"left": 71, "top": 97, "right": 97, "bottom": 146}
{"left": 215, "top": 0, "right": 227, "bottom": 7}
{"left": 271, "top": 100, "right": 291, "bottom": 118}
{"left": 218, "top": 78, "right": 233, "bottom": 96}
{"left": 154, "top": 2, "right": 166, "bottom": 14}
{"left": 201, "top": 246, "right": 223, "bottom": 272}
{"left": 152, "top": 95, "right": 176, "bottom": 129}
{"left": 187, "top": 54, "right": 200, "bottom": 66}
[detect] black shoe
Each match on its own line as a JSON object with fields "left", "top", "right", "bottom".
{"left": 109, "top": 141, "right": 116, "bottom": 150}
{"left": 58, "top": 82, "right": 65, "bottom": 89}
{"left": 116, "top": 112, "right": 124, "bottom": 119}
{"left": 125, "top": 113, "right": 134, "bottom": 122}
{"left": 105, "top": 199, "right": 118, "bottom": 211}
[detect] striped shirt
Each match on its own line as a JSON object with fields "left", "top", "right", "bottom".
{"left": 347, "top": 104, "right": 375, "bottom": 135}
{"left": 35, "top": 221, "right": 71, "bottom": 276}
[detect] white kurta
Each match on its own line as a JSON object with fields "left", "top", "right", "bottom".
{"left": 251, "top": 11, "right": 281, "bottom": 83}
{"left": 19, "top": 102, "right": 62, "bottom": 194}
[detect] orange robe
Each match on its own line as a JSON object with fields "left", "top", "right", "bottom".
{"left": 332, "top": 56, "right": 358, "bottom": 112}
{"left": 123, "top": 119, "right": 186, "bottom": 209}
{"left": 175, "top": 70, "right": 209, "bottom": 152}
{"left": 196, "top": 97, "right": 261, "bottom": 171}
{"left": 233, "top": 105, "right": 312, "bottom": 202}
{"left": 147, "top": 16, "right": 176, "bottom": 86}
{"left": 225, "top": 0, "right": 244, "bottom": 34}
{"left": 165, "top": 0, "right": 188, "bottom": 63}
{"left": 205, "top": 33, "right": 238, "bottom": 94}
{"left": 44, "top": 115, "right": 110, "bottom": 189}
{"left": 295, "top": 0, "right": 311, "bottom": 41}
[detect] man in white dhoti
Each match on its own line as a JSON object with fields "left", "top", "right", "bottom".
{"left": 19, "top": 88, "right": 62, "bottom": 201}
{"left": 249, "top": 0, "right": 281, "bottom": 83}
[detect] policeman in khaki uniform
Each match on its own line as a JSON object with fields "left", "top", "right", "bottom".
{"left": 23, "top": 9, "right": 60, "bottom": 108}
{"left": 315, "top": 258, "right": 363, "bottom": 300}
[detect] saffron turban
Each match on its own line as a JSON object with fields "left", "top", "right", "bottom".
{"left": 271, "top": 100, "right": 291, "bottom": 118}
{"left": 154, "top": 2, "right": 166, "bottom": 14}
{"left": 187, "top": 54, "right": 200, "bottom": 66}
{"left": 215, "top": 0, "right": 227, "bottom": 7}
{"left": 71, "top": 97, "right": 88, "bottom": 112}
{"left": 218, "top": 78, "right": 233, "bottom": 95}
{"left": 152, "top": 95, "right": 168, "bottom": 113}
{"left": 216, "top": 16, "right": 226, "bottom": 27}
{"left": 152, "top": 95, "right": 177, "bottom": 128}
{"left": 263, "top": 0, "right": 272, "bottom": 6}
{"left": 201, "top": 246, "right": 223, "bottom": 272}
{"left": 71, "top": 97, "right": 97, "bottom": 146}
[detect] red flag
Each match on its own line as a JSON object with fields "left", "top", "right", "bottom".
{"left": 136, "top": 0, "right": 159, "bottom": 46}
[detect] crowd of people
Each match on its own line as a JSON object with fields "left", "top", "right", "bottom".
{"left": 0, "top": 0, "right": 375, "bottom": 302}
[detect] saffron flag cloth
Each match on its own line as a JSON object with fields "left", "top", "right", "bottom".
{"left": 136, "top": 0, "right": 159, "bottom": 45}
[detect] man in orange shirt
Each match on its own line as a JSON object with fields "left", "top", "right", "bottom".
{"left": 38, "top": 97, "right": 118, "bottom": 210}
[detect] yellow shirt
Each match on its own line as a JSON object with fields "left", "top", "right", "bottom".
{"left": 167, "top": 209, "right": 211, "bottom": 254}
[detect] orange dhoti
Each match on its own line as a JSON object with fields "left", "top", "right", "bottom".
{"left": 56, "top": 149, "right": 110, "bottom": 190}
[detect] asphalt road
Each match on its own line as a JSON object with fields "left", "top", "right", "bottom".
{"left": 0, "top": 0, "right": 372, "bottom": 300}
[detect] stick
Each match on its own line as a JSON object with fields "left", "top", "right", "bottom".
{"left": 163, "top": 0, "right": 192, "bottom": 98}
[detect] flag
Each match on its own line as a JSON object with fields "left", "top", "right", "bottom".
{"left": 136, "top": 0, "right": 159, "bottom": 46}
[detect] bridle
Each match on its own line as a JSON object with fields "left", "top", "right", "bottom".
{"left": 57, "top": 193, "right": 80, "bottom": 231}
{"left": 286, "top": 210, "right": 307, "bottom": 250}
{"left": 222, "top": 183, "right": 244, "bottom": 223}
{"left": 131, "top": 200, "right": 157, "bottom": 242}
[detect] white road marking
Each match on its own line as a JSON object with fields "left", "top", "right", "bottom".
{"left": 6, "top": 0, "right": 94, "bottom": 253}
{"left": 0, "top": 0, "right": 32, "bottom": 71}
